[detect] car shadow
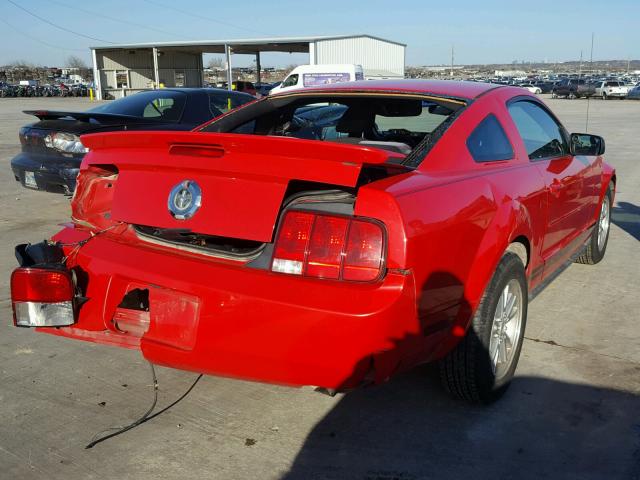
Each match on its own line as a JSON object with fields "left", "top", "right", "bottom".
{"left": 280, "top": 371, "right": 640, "bottom": 480}
{"left": 612, "top": 201, "right": 640, "bottom": 241}
{"left": 279, "top": 269, "right": 640, "bottom": 480}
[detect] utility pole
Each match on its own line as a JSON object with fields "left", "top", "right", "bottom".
{"left": 450, "top": 44, "right": 454, "bottom": 77}
{"left": 579, "top": 50, "right": 583, "bottom": 77}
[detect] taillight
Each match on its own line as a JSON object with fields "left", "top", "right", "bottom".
{"left": 272, "top": 211, "right": 385, "bottom": 282}
{"left": 11, "top": 268, "right": 75, "bottom": 327}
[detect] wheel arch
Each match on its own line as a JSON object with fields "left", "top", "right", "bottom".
{"left": 460, "top": 195, "right": 534, "bottom": 327}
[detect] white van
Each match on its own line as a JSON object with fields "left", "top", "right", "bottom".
{"left": 270, "top": 64, "right": 364, "bottom": 95}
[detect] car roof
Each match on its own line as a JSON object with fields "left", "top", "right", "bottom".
{"left": 283, "top": 79, "right": 501, "bottom": 100}
{"left": 161, "top": 87, "right": 252, "bottom": 96}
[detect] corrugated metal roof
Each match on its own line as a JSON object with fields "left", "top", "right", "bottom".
{"left": 91, "top": 34, "right": 406, "bottom": 51}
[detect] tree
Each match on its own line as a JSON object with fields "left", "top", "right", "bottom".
{"left": 66, "top": 55, "right": 88, "bottom": 69}
{"left": 7, "top": 60, "right": 36, "bottom": 68}
{"left": 207, "top": 57, "right": 224, "bottom": 70}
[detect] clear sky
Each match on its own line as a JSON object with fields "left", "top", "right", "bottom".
{"left": 0, "top": 0, "right": 638, "bottom": 68}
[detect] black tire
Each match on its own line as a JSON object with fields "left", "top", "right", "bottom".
{"left": 575, "top": 185, "right": 612, "bottom": 265}
{"left": 439, "top": 252, "right": 528, "bottom": 404}
{"left": 603, "top": 93, "right": 608, "bottom": 100}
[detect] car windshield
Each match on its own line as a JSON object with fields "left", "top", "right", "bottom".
{"left": 89, "top": 90, "right": 187, "bottom": 122}
{"left": 200, "top": 95, "right": 461, "bottom": 157}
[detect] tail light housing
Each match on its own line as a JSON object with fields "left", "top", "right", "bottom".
{"left": 11, "top": 268, "right": 75, "bottom": 327}
{"left": 271, "top": 211, "right": 385, "bottom": 282}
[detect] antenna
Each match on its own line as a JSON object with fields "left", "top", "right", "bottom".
{"left": 585, "top": 32, "right": 594, "bottom": 132}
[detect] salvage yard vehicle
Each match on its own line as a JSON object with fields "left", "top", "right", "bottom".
{"left": 627, "top": 83, "right": 640, "bottom": 100}
{"left": 518, "top": 83, "right": 542, "bottom": 94}
{"left": 595, "top": 80, "right": 628, "bottom": 99}
{"left": 10, "top": 88, "right": 254, "bottom": 194}
{"left": 551, "top": 78, "right": 596, "bottom": 99}
{"left": 10, "top": 80, "right": 615, "bottom": 404}
{"left": 270, "top": 64, "right": 364, "bottom": 95}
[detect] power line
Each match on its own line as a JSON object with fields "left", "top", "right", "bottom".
{"left": 6, "top": 0, "right": 114, "bottom": 44}
{"left": 47, "top": 0, "right": 190, "bottom": 40}
{"left": 0, "top": 17, "right": 87, "bottom": 53}
{"left": 141, "top": 0, "right": 272, "bottom": 36}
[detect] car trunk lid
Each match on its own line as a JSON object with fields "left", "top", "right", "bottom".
{"left": 79, "top": 131, "right": 390, "bottom": 243}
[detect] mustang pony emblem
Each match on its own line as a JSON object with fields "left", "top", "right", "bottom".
{"left": 168, "top": 180, "right": 202, "bottom": 220}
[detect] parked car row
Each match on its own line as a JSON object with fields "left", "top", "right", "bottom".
{"left": 551, "top": 79, "right": 638, "bottom": 99}
{"left": 1, "top": 83, "right": 91, "bottom": 98}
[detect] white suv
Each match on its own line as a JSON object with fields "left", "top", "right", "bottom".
{"left": 595, "top": 81, "right": 628, "bottom": 99}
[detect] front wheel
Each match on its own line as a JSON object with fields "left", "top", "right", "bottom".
{"left": 439, "top": 252, "right": 528, "bottom": 404}
{"left": 575, "top": 185, "right": 612, "bottom": 265}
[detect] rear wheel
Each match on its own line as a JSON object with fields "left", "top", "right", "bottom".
{"left": 439, "top": 252, "right": 528, "bottom": 404}
{"left": 576, "top": 185, "right": 612, "bottom": 265}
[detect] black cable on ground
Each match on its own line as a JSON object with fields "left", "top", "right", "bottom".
{"left": 85, "top": 363, "right": 203, "bottom": 449}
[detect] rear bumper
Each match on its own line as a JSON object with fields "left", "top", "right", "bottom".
{"left": 11, "top": 152, "right": 80, "bottom": 194}
{"left": 44, "top": 225, "right": 422, "bottom": 390}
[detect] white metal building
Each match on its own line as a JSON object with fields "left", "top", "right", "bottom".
{"left": 90, "top": 34, "right": 406, "bottom": 100}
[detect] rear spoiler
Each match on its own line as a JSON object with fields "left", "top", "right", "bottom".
{"left": 23, "top": 110, "right": 154, "bottom": 124}
{"left": 81, "top": 131, "right": 397, "bottom": 188}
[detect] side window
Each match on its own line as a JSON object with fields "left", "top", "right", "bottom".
{"left": 507, "top": 101, "right": 568, "bottom": 160}
{"left": 466, "top": 114, "right": 514, "bottom": 162}
{"left": 281, "top": 74, "right": 299, "bottom": 88}
{"left": 142, "top": 97, "right": 180, "bottom": 120}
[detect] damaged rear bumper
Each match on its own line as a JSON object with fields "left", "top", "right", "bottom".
{"left": 36, "top": 225, "right": 421, "bottom": 390}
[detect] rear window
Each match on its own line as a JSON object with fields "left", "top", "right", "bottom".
{"left": 90, "top": 90, "right": 186, "bottom": 122}
{"left": 205, "top": 96, "right": 459, "bottom": 159}
{"left": 466, "top": 114, "right": 514, "bottom": 162}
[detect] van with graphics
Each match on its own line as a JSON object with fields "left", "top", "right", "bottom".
{"left": 270, "top": 64, "right": 364, "bottom": 95}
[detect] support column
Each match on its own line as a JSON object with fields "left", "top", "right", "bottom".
{"left": 225, "top": 44, "right": 232, "bottom": 90}
{"left": 309, "top": 42, "right": 316, "bottom": 65}
{"left": 91, "top": 48, "right": 102, "bottom": 100}
{"left": 255, "top": 51, "right": 261, "bottom": 84}
{"left": 152, "top": 47, "right": 160, "bottom": 88}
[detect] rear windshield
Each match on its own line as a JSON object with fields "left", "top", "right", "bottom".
{"left": 200, "top": 94, "right": 463, "bottom": 160}
{"left": 89, "top": 90, "right": 187, "bottom": 122}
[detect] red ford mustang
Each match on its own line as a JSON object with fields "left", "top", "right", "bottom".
{"left": 11, "top": 81, "right": 615, "bottom": 403}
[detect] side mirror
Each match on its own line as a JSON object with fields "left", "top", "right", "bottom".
{"left": 570, "top": 133, "right": 605, "bottom": 156}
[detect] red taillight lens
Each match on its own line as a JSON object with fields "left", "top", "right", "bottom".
{"left": 271, "top": 211, "right": 314, "bottom": 275}
{"left": 342, "top": 221, "right": 385, "bottom": 281}
{"left": 306, "top": 215, "right": 349, "bottom": 279}
{"left": 11, "top": 268, "right": 74, "bottom": 303}
{"left": 272, "top": 211, "right": 385, "bottom": 282}
{"left": 11, "top": 268, "right": 75, "bottom": 327}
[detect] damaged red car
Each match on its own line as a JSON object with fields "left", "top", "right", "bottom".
{"left": 11, "top": 81, "right": 615, "bottom": 403}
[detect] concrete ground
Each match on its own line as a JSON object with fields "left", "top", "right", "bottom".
{"left": 0, "top": 96, "right": 639, "bottom": 480}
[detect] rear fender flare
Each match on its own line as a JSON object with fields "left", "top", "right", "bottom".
{"left": 456, "top": 196, "right": 533, "bottom": 332}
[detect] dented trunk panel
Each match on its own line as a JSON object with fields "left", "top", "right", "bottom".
{"left": 79, "top": 131, "right": 389, "bottom": 242}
